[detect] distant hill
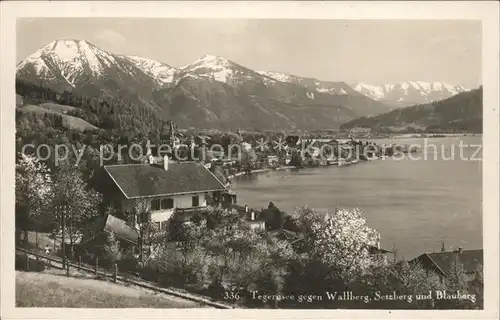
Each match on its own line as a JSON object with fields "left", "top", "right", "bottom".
{"left": 340, "top": 87, "right": 483, "bottom": 133}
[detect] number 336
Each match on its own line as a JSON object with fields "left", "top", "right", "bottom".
{"left": 224, "top": 292, "right": 240, "bottom": 300}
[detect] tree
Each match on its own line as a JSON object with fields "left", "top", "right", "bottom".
{"left": 166, "top": 221, "right": 208, "bottom": 284}
{"left": 350, "top": 260, "right": 444, "bottom": 309}
{"left": 238, "top": 148, "right": 256, "bottom": 173}
{"left": 103, "top": 231, "right": 122, "bottom": 264}
{"left": 261, "top": 202, "right": 286, "bottom": 230}
{"left": 437, "top": 254, "right": 477, "bottom": 309}
{"left": 15, "top": 153, "right": 53, "bottom": 245}
{"left": 125, "top": 196, "right": 167, "bottom": 266}
{"left": 288, "top": 207, "right": 380, "bottom": 283}
{"left": 316, "top": 208, "right": 379, "bottom": 279}
{"left": 52, "top": 163, "right": 102, "bottom": 259}
{"left": 469, "top": 264, "right": 484, "bottom": 309}
{"left": 289, "top": 148, "right": 304, "bottom": 168}
{"left": 446, "top": 254, "right": 469, "bottom": 292}
{"left": 246, "top": 234, "right": 294, "bottom": 308}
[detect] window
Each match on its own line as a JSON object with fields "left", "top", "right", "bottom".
{"left": 192, "top": 195, "right": 199, "bottom": 207}
{"left": 152, "top": 198, "right": 174, "bottom": 211}
{"left": 161, "top": 198, "right": 174, "bottom": 210}
{"left": 151, "top": 199, "right": 161, "bottom": 211}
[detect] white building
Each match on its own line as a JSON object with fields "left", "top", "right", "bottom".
{"left": 103, "top": 157, "right": 229, "bottom": 230}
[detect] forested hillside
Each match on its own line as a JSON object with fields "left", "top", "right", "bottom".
{"left": 340, "top": 87, "right": 483, "bottom": 133}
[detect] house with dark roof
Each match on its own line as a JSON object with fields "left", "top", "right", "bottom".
{"left": 103, "top": 156, "right": 229, "bottom": 230}
{"left": 410, "top": 248, "right": 483, "bottom": 282}
{"left": 81, "top": 214, "right": 139, "bottom": 245}
{"left": 77, "top": 214, "right": 140, "bottom": 262}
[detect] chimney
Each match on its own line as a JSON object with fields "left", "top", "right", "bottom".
{"left": 163, "top": 155, "right": 169, "bottom": 171}
{"left": 250, "top": 210, "right": 255, "bottom": 221}
{"left": 245, "top": 205, "right": 249, "bottom": 213}
{"left": 441, "top": 241, "right": 446, "bottom": 252}
{"left": 458, "top": 246, "right": 463, "bottom": 254}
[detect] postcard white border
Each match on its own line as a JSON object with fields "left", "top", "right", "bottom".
{"left": 1, "top": 1, "right": 499, "bottom": 319}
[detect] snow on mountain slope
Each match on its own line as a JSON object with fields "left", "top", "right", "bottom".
{"left": 352, "top": 81, "right": 470, "bottom": 106}
{"left": 257, "top": 70, "right": 358, "bottom": 96}
{"left": 180, "top": 55, "right": 232, "bottom": 81}
{"left": 16, "top": 39, "right": 399, "bottom": 129}
{"left": 177, "top": 54, "right": 262, "bottom": 86}
{"left": 120, "top": 55, "right": 177, "bottom": 85}
{"left": 257, "top": 71, "right": 293, "bottom": 84}
{"left": 17, "top": 40, "right": 119, "bottom": 87}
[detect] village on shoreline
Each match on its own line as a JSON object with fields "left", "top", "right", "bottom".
{"left": 15, "top": 114, "right": 485, "bottom": 309}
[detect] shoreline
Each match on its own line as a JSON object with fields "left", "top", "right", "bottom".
{"left": 225, "top": 141, "right": 424, "bottom": 181}
{"left": 227, "top": 166, "right": 298, "bottom": 180}
{"left": 226, "top": 159, "right": 382, "bottom": 180}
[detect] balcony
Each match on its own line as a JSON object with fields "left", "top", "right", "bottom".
{"left": 174, "top": 206, "right": 209, "bottom": 216}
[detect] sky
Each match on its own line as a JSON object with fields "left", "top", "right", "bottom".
{"left": 17, "top": 18, "right": 482, "bottom": 87}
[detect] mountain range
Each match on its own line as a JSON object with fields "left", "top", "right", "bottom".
{"left": 16, "top": 39, "right": 471, "bottom": 131}
{"left": 351, "top": 82, "right": 470, "bottom": 107}
{"left": 341, "top": 87, "right": 482, "bottom": 133}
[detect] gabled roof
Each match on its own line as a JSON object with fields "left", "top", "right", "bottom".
{"left": 80, "top": 214, "right": 139, "bottom": 245}
{"left": 103, "top": 214, "right": 139, "bottom": 244}
{"left": 411, "top": 249, "right": 483, "bottom": 276}
{"left": 104, "top": 162, "right": 227, "bottom": 199}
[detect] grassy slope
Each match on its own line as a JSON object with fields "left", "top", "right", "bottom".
{"left": 17, "top": 104, "right": 98, "bottom": 132}
{"left": 16, "top": 271, "right": 205, "bottom": 308}
{"left": 40, "top": 102, "right": 78, "bottom": 114}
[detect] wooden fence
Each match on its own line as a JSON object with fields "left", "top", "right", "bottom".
{"left": 15, "top": 247, "right": 233, "bottom": 309}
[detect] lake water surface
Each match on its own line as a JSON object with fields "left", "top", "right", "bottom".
{"left": 232, "top": 136, "right": 482, "bottom": 260}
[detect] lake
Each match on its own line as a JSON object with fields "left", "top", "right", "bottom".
{"left": 231, "top": 136, "right": 483, "bottom": 260}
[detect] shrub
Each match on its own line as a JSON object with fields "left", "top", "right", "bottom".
{"left": 15, "top": 254, "right": 46, "bottom": 272}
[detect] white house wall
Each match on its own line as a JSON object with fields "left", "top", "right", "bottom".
{"left": 119, "top": 192, "right": 208, "bottom": 223}
{"left": 151, "top": 209, "right": 174, "bottom": 223}
{"left": 174, "top": 193, "right": 207, "bottom": 208}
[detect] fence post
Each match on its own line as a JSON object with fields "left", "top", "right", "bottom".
{"left": 47, "top": 258, "right": 51, "bottom": 269}
{"left": 25, "top": 254, "right": 29, "bottom": 271}
{"left": 66, "top": 261, "right": 69, "bottom": 277}
{"left": 113, "top": 263, "right": 118, "bottom": 283}
{"left": 94, "top": 258, "right": 98, "bottom": 275}
{"left": 78, "top": 256, "right": 81, "bottom": 270}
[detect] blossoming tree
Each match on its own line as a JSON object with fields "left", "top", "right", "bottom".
{"left": 15, "top": 153, "right": 53, "bottom": 245}
{"left": 52, "top": 163, "right": 101, "bottom": 258}
{"left": 291, "top": 206, "right": 381, "bottom": 281}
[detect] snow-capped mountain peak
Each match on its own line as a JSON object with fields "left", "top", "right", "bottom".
{"left": 182, "top": 54, "right": 232, "bottom": 70}
{"left": 16, "top": 39, "right": 121, "bottom": 88}
{"left": 351, "top": 81, "right": 470, "bottom": 106}
{"left": 179, "top": 54, "right": 252, "bottom": 85}
{"left": 120, "top": 55, "right": 177, "bottom": 85}
{"left": 18, "top": 39, "right": 116, "bottom": 75}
